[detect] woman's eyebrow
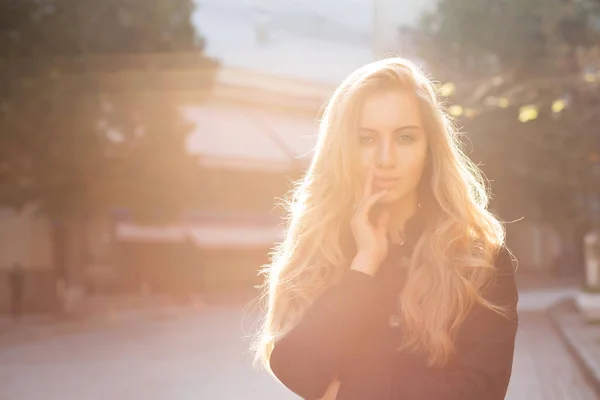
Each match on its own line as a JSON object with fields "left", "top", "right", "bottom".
{"left": 358, "top": 125, "right": 422, "bottom": 133}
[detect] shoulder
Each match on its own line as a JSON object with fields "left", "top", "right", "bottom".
{"left": 494, "top": 245, "right": 518, "bottom": 276}
{"left": 482, "top": 245, "right": 518, "bottom": 306}
{"left": 457, "top": 245, "right": 519, "bottom": 343}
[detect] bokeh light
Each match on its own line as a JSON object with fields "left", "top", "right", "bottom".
{"left": 519, "top": 105, "right": 539, "bottom": 123}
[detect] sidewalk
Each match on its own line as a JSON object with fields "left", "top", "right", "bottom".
{"left": 0, "top": 294, "right": 205, "bottom": 348}
{"left": 0, "top": 276, "right": 585, "bottom": 349}
{"left": 548, "top": 299, "right": 600, "bottom": 396}
{"left": 516, "top": 270, "right": 583, "bottom": 291}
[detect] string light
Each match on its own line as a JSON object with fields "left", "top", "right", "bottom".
{"left": 436, "top": 77, "right": 578, "bottom": 122}
{"left": 552, "top": 99, "right": 566, "bottom": 113}
{"left": 498, "top": 98, "right": 509, "bottom": 108}
{"left": 439, "top": 82, "right": 456, "bottom": 97}
{"left": 519, "top": 105, "right": 538, "bottom": 123}
{"left": 464, "top": 108, "right": 478, "bottom": 118}
{"left": 584, "top": 73, "right": 596, "bottom": 83}
{"left": 449, "top": 105, "right": 464, "bottom": 117}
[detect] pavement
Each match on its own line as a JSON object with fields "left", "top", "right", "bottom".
{"left": 549, "top": 299, "right": 600, "bottom": 397}
{"left": 515, "top": 270, "right": 600, "bottom": 399}
{"left": 508, "top": 310, "right": 597, "bottom": 399}
{"left": 0, "top": 287, "right": 259, "bottom": 349}
{"left": 1, "top": 275, "right": 599, "bottom": 399}
{"left": 0, "top": 294, "right": 205, "bottom": 348}
{"left": 0, "top": 273, "right": 585, "bottom": 346}
{"left": 0, "top": 295, "right": 597, "bottom": 400}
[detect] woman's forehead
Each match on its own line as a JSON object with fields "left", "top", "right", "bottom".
{"left": 358, "top": 90, "right": 422, "bottom": 130}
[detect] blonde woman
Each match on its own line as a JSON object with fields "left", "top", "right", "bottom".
{"left": 253, "top": 58, "right": 519, "bottom": 400}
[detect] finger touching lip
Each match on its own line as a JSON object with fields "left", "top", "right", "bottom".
{"left": 373, "top": 178, "right": 400, "bottom": 189}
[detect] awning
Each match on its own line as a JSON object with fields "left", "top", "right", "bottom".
{"left": 116, "top": 223, "right": 187, "bottom": 243}
{"left": 115, "top": 221, "right": 284, "bottom": 248}
{"left": 182, "top": 103, "right": 317, "bottom": 172}
{"left": 187, "top": 222, "right": 283, "bottom": 249}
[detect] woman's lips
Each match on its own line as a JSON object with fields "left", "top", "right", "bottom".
{"left": 372, "top": 178, "right": 400, "bottom": 190}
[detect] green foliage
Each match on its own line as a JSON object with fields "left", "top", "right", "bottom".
{"left": 416, "top": 0, "right": 600, "bottom": 222}
{"left": 418, "top": 0, "right": 599, "bottom": 79}
{"left": 0, "top": 0, "right": 218, "bottom": 220}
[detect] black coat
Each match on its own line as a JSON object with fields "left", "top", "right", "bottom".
{"left": 269, "top": 215, "right": 519, "bottom": 400}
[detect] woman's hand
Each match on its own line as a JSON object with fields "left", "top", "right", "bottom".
{"left": 350, "top": 169, "right": 390, "bottom": 277}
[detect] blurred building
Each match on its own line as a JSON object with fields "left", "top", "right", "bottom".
{"left": 115, "top": 69, "right": 328, "bottom": 296}
{"left": 0, "top": 207, "right": 56, "bottom": 312}
{"left": 0, "top": 55, "right": 333, "bottom": 312}
{"left": 104, "top": 1, "right": 376, "bottom": 298}
{"left": 0, "top": 1, "right": 570, "bottom": 313}
{"left": 372, "top": 0, "right": 435, "bottom": 60}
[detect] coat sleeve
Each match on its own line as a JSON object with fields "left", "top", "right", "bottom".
{"left": 390, "top": 248, "right": 519, "bottom": 400}
{"left": 269, "top": 269, "right": 381, "bottom": 400}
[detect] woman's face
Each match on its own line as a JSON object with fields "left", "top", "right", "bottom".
{"left": 357, "top": 89, "right": 429, "bottom": 205}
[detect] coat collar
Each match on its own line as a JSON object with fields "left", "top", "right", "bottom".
{"left": 402, "top": 206, "right": 427, "bottom": 247}
{"left": 340, "top": 205, "right": 430, "bottom": 257}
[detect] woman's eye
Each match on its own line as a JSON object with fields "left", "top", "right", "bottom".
{"left": 359, "top": 136, "right": 375, "bottom": 145}
{"left": 397, "top": 134, "right": 415, "bottom": 143}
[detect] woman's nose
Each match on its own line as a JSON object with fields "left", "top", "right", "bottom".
{"left": 377, "top": 141, "right": 396, "bottom": 168}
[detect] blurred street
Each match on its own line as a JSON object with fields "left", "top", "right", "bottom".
{"left": 0, "top": 288, "right": 596, "bottom": 400}
{"left": 2, "top": 0, "right": 600, "bottom": 399}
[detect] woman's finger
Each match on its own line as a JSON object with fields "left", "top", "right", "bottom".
{"left": 362, "top": 168, "right": 374, "bottom": 201}
{"left": 357, "top": 189, "right": 388, "bottom": 217}
{"left": 376, "top": 209, "right": 391, "bottom": 234}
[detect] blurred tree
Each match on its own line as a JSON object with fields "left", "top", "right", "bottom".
{"left": 0, "top": 0, "right": 216, "bottom": 214}
{"left": 417, "top": 0, "right": 597, "bottom": 79}
{"left": 415, "top": 0, "right": 600, "bottom": 225}
{"left": 0, "top": 0, "right": 218, "bottom": 281}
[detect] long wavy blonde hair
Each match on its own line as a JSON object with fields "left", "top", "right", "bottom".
{"left": 253, "top": 57, "right": 507, "bottom": 369}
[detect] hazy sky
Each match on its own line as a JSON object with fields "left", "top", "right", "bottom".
{"left": 192, "top": 0, "right": 434, "bottom": 83}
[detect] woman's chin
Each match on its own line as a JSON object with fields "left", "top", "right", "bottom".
{"left": 378, "top": 190, "right": 402, "bottom": 204}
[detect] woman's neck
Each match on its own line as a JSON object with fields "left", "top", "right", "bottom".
{"left": 386, "top": 194, "right": 418, "bottom": 236}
